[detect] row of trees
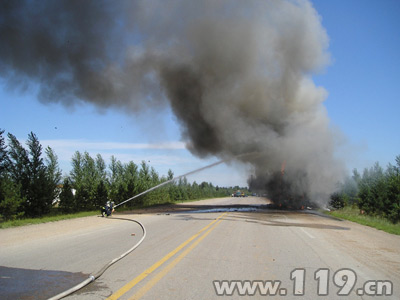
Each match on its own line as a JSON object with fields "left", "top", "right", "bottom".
{"left": 0, "top": 130, "right": 61, "bottom": 219}
{"left": 330, "top": 155, "right": 400, "bottom": 223}
{"left": 58, "top": 150, "right": 232, "bottom": 213}
{"left": 0, "top": 130, "right": 235, "bottom": 220}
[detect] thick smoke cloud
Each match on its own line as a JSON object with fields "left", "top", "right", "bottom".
{"left": 0, "top": 0, "right": 345, "bottom": 206}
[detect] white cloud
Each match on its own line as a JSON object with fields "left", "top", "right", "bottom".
{"left": 41, "top": 139, "right": 187, "bottom": 150}
{"left": 38, "top": 138, "right": 249, "bottom": 187}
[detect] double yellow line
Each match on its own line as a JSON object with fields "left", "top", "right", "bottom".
{"left": 107, "top": 212, "right": 227, "bottom": 300}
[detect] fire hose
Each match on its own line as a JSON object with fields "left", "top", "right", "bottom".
{"left": 47, "top": 218, "right": 146, "bottom": 300}
{"left": 47, "top": 155, "right": 256, "bottom": 299}
{"left": 47, "top": 161, "right": 226, "bottom": 299}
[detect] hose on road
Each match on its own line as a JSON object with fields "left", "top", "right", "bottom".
{"left": 47, "top": 155, "right": 257, "bottom": 299}
{"left": 48, "top": 218, "right": 146, "bottom": 300}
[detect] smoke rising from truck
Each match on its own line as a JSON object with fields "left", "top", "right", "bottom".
{"left": 0, "top": 0, "right": 346, "bottom": 206}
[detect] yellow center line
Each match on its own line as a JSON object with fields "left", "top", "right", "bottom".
{"left": 129, "top": 216, "right": 225, "bottom": 300}
{"left": 107, "top": 212, "right": 227, "bottom": 300}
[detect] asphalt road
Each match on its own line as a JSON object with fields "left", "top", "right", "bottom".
{"left": 1, "top": 197, "right": 399, "bottom": 299}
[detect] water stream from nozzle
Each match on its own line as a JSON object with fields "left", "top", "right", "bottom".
{"left": 114, "top": 152, "right": 262, "bottom": 209}
{"left": 114, "top": 159, "right": 225, "bottom": 208}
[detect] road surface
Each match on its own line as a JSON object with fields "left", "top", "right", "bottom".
{"left": 1, "top": 197, "right": 399, "bottom": 299}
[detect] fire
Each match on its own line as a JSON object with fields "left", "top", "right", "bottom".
{"left": 281, "top": 161, "right": 286, "bottom": 176}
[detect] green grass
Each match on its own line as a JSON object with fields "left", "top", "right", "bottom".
{"left": 326, "top": 206, "right": 400, "bottom": 235}
{"left": 0, "top": 211, "right": 99, "bottom": 229}
{"left": 0, "top": 195, "right": 231, "bottom": 229}
{"left": 0, "top": 198, "right": 209, "bottom": 229}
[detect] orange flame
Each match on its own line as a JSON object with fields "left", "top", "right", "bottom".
{"left": 281, "top": 161, "right": 286, "bottom": 175}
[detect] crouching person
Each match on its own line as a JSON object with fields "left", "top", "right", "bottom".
{"left": 101, "top": 201, "right": 115, "bottom": 217}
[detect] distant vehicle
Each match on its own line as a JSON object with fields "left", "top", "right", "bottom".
{"left": 233, "top": 191, "right": 245, "bottom": 197}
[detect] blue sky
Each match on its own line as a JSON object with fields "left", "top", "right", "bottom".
{"left": 1, "top": 0, "right": 399, "bottom": 187}
{"left": 312, "top": 0, "right": 400, "bottom": 171}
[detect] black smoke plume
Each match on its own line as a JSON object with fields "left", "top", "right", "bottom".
{"left": 0, "top": 0, "right": 346, "bottom": 207}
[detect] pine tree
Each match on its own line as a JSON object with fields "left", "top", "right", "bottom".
{"left": 0, "top": 176, "right": 25, "bottom": 220}
{"left": 0, "top": 129, "right": 9, "bottom": 175}
{"left": 45, "top": 146, "right": 62, "bottom": 204}
{"left": 82, "top": 151, "right": 97, "bottom": 207}
{"left": 124, "top": 161, "right": 138, "bottom": 203}
{"left": 137, "top": 161, "right": 151, "bottom": 205}
{"left": 7, "top": 133, "right": 30, "bottom": 212}
{"left": 95, "top": 154, "right": 107, "bottom": 182}
{"left": 26, "top": 132, "right": 53, "bottom": 216}
{"left": 59, "top": 178, "right": 75, "bottom": 213}
{"left": 108, "top": 156, "right": 124, "bottom": 203}
{"left": 95, "top": 180, "right": 108, "bottom": 208}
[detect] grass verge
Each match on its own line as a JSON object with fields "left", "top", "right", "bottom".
{"left": 0, "top": 211, "right": 99, "bottom": 229}
{"left": 326, "top": 207, "right": 400, "bottom": 235}
{"left": 0, "top": 196, "right": 241, "bottom": 229}
{"left": 0, "top": 197, "right": 218, "bottom": 229}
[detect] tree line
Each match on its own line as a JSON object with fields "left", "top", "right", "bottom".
{"left": 0, "top": 130, "right": 237, "bottom": 220}
{"left": 0, "top": 130, "right": 62, "bottom": 220}
{"left": 330, "top": 155, "right": 400, "bottom": 223}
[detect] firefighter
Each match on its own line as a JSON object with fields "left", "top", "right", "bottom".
{"left": 101, "top": 201, "right": 114, "bottom": 217}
